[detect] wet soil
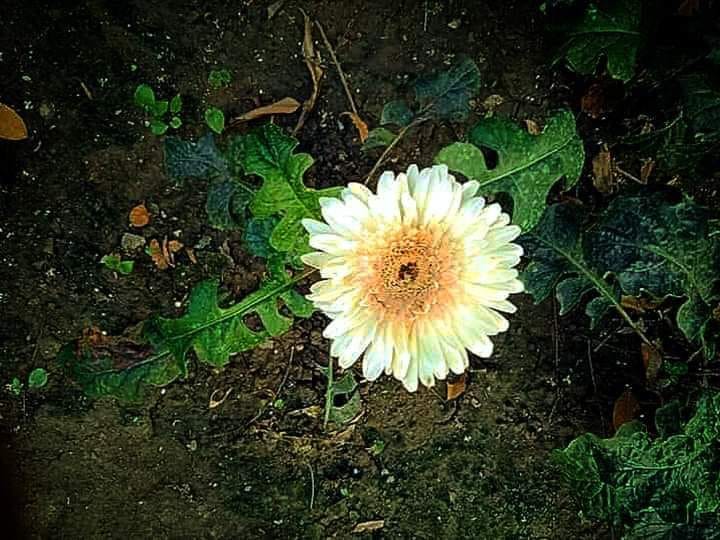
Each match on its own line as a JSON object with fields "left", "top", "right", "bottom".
{"left": 0, "top": 1, "right": 648, "bottom": 538}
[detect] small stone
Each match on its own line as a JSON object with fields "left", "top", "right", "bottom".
{"left": 121, "top": 232, "right": 146, "bottom": 252}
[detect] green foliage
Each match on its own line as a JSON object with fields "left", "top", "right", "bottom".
{"left": 585, "top": 194, "right": 720, "bottom": 359}
{"left": 133, "top": 84, "right": 183, "bottom": 136}
{"left": 146, "top": 258, "right": 313, "bottom": 369}
{"left": 554, "top": 393, "right": 720, "bottom": 539}
{"left": 367, "top": 58, "right": 481, "bottom": 150}
{"left": 227, "top": 123, "right": 342, "bottom": 255}
{"left": 208, "top": 68, "right": 232, "bottom": 90}
{"left": 520, "top": 203, "right": 620, "bottom": 328}
{"left": 62, "top": 259, "right": 314, "bottom": 401}
{"left": 28, "top": 368, "right": 48, "bottom": 389}
{"left": 8, "top": 377, "right": 23, "bottom": 395}
{"left": 319, "top": 367, "right": 362, "bottom": 426}
{"left": 204, "top": 106, "right": 225, "bottom": 134}
{"left": 522, "top": 196, "right": 720, "bottom": 358}
{"left": 165, "top": 133, "right": 226, "bottom": 180}
{"left": 435, "top": 110, "right": 584, "bottom": 231}
{"left": 101, "top": 254, "right": 134, "bottom": 275}
{"left": 553, "top": 0, "right": 642, "bottom": 81}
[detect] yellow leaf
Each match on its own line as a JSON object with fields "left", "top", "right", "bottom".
{"left": 232, "top": 97, "right": 301, "bottom": 124}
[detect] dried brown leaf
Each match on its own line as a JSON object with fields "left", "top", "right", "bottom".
{"left": 129, "top": 203, "right": 151, "bottom": 228}
{"left": 592, "top": 145, "right": 616, "bottom": 194}
{"left": 293, "top": 10, "right": 324, "bottom": 134}
{"left": 167, "top": 239, "right": 184, "bottom": 253}
{"left": 524, "top": 119, "right": 541, "bottom": 135}
{"left": 149, "top": 239, "right": 169, "bottom": 270}
{"left": 232, "top": 97, "right": 301, "bottom": 124}
{"left": 678, "top": 0, "right": 700, "bottom": 16}
{"left": 446, "top": 373, "right": 467, "bottom": 400}
{"left": 621, "top": 295, "right": 663, "bottom": 313}
{"left": 612, "top": 388, "right": 640, "bottom": 431}
{"left": 641, "top": 343, "right": 663, "bottom": 383}
{"left": 0, "top": 103, "right": 28, "bottom": 141}
{"left": 352, "top": 520, "right": 385, "bottom": 534}
{"left": 640, "top": 159, "right": 655, "bottom": 184}
{"left": 581, "top": 82, "right": 606, "bottom": 119}
{"left": 342, "top": 111, "right": 369, "bottom": 142}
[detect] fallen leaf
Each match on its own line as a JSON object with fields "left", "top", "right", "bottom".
{"left": 592, "top": 145, "right": 616, "bottom": 194}
{"left": 167, "top": 239, "right": 184, "bottom": 253}
{"left": 641, "top": 342, "right": 663, "bottom": 383}
{"left": 0, "top": 103, "right": 28, "bottom": 140}
{"left": 621, "top": 295, "right": 663, "bottom": 313}
{"left": 293, "top": 10, "right": 324, "bottom": 134}
{"left": 678, "top": 0, "right": 700, "bottom": 16}
{"left": 580, "top": 83, "right": 606, "bottom": 119}
{"left": 149, "top": 239, "right": 169, "bottom": 270}
{"left": 446, "top": 373, "right": 467, "bottom": 400}
{"left": 640, "top": 158, "right": 655, "bottom": 183}
{"left": 79, "top": 326, "right": 111, "bottom": 349}
{"left": 352, "top": 520, "right": 385, "bottom": 534}
{"left": 524, "top": 119, "right": 541, "bottom": 135}
{"left": 612, "top": 388, "right": 640, "bottom": 431}
{"left": 231, "top": 97, "right": 300, "bottom": 124}
{"left": 185, "top": 247, "right": 197, "bottom": 264}
{"left": 342, "top": 111, "right": 369, "bottom": 142}
{"left": 129, "top": 203, "right": 151, "bottom": 227}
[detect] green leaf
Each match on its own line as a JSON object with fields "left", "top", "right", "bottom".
{"left": 554, "top": 392, "right": 720, "bottom": 536}
{"left": 243, "top": 216, "right": 281, "bottom": 258}
{"left": 149, "top": 119, "right": 168, "bottom": 136}
{"left": 584, "top": 194, "right": 720, "bottom": 358}
{"left": 318, "top": 368, "right": 362, "bottom": 426}
{"left": 9, "top": 377, "right": 23, "bottom": 395}
{"left": 59, "top": 337, "right": 183, "bottom": 402}
{"left": 133, "top": 84, "right": 155, "bottom": 108}
{"left": 27, "top": 367, "right": 48, "bottom": 389}
{"left": 361, "top": 127, "right": 397, "bottom": 151}
{"left": 205, "top": 177, "right": 253, "bottom": 230}
{"left": 169, "top": 116, "right": 182, "bottom": 129}
{"left": 435, "top": 110, "right": 584, "bottom": 231}
{"left": 414, "top": 57, "right": 481, "bottom": 121}
{"left": 146, "top": 257, "right": 313, "bottom": 369}
{"left": 227, "top": 123, "right": 342, "bottom": 256}
{"left": 63, "top": 261, "right": 314, "bottom": 401}
{"left": 164, "top": 133, "right": 226, "bottom": 181}
{"left": 101, "top": 254, "right": 134, "bottom": 275}
{"left": 380, "top": 100, "right": 414, "bottom": 127}
{"left": 170, "top": 94, "right": 182, "bottom": 114}
{"left": 553, "top": 0, "right": 643, "bottom": 82}
{"left": 519, "top": 203, "right": 619, "bottom": 327}
{"left": 208, "top": 68, "right": 232, "bottom": 90}
{"left": 205, "top": 106, "right": 225, "bottom": 134}
{"left": 151, "top": 100, "right": 168, "bottom": 118}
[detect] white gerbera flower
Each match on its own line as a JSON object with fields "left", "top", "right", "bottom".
{"left": 301, "top": 164, "right": 524, "bottom": 392}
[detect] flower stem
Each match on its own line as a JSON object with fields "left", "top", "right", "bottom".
{"left": 364, "top": 118, "right": 425, "bottom": 185}
{"left": 323, "top": 351, "right": 334, "bottom": 430}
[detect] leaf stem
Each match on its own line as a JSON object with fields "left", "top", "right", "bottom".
{"left": 323, "top": 350, "right": 334, "bottom": 430}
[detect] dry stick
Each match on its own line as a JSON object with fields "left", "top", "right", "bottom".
{"left": 306, "top": 462, "right": 315, "bottom": 510}
{"left": 364, "top": 118, "right": 424, "bottom": 185}
{"left": 315, "top": 21, "right": 360, "bottom": 118}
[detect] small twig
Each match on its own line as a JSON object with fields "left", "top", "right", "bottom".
{"left": 547, "top": 296, "right": 562, "bottom": 425}
{"left": 364, "top": 118, "right": 424, "bottom": 185}
{"left": 586, "top": 340, "right": 597, "bottom": 395}
{"left": 316, "top": 21, "right": 359, "bottom": 118}
{"left": 306, "top": 462, "right": 315, "bottom": 510}
{"left": 615, "top": 166, "right": 643, "bottom": 185}
{"left": 423, "top": 0, "right": 429, "bottom": 32}
{"left": 293, "top": 9, "right": 324, "bottom": 136}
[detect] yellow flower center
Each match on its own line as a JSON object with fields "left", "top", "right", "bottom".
{"left": 355, "top": 226, "right": 462, "bottom": 324}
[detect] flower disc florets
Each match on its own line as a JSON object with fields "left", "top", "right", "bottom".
{"left": 301, "top": 164, "right": 524, "bottom": 391}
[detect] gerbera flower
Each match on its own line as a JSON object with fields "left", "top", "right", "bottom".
{"left": 301, "top": 164, "right": 524, "bottom": 391}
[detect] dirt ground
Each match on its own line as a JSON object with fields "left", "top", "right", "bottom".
{"left": 0, "top": 1, "right": 646, "bottom": 538}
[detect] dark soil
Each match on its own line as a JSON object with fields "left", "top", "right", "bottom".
{"left": 0, "top": 1, "right": 677, "bottom": 538}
